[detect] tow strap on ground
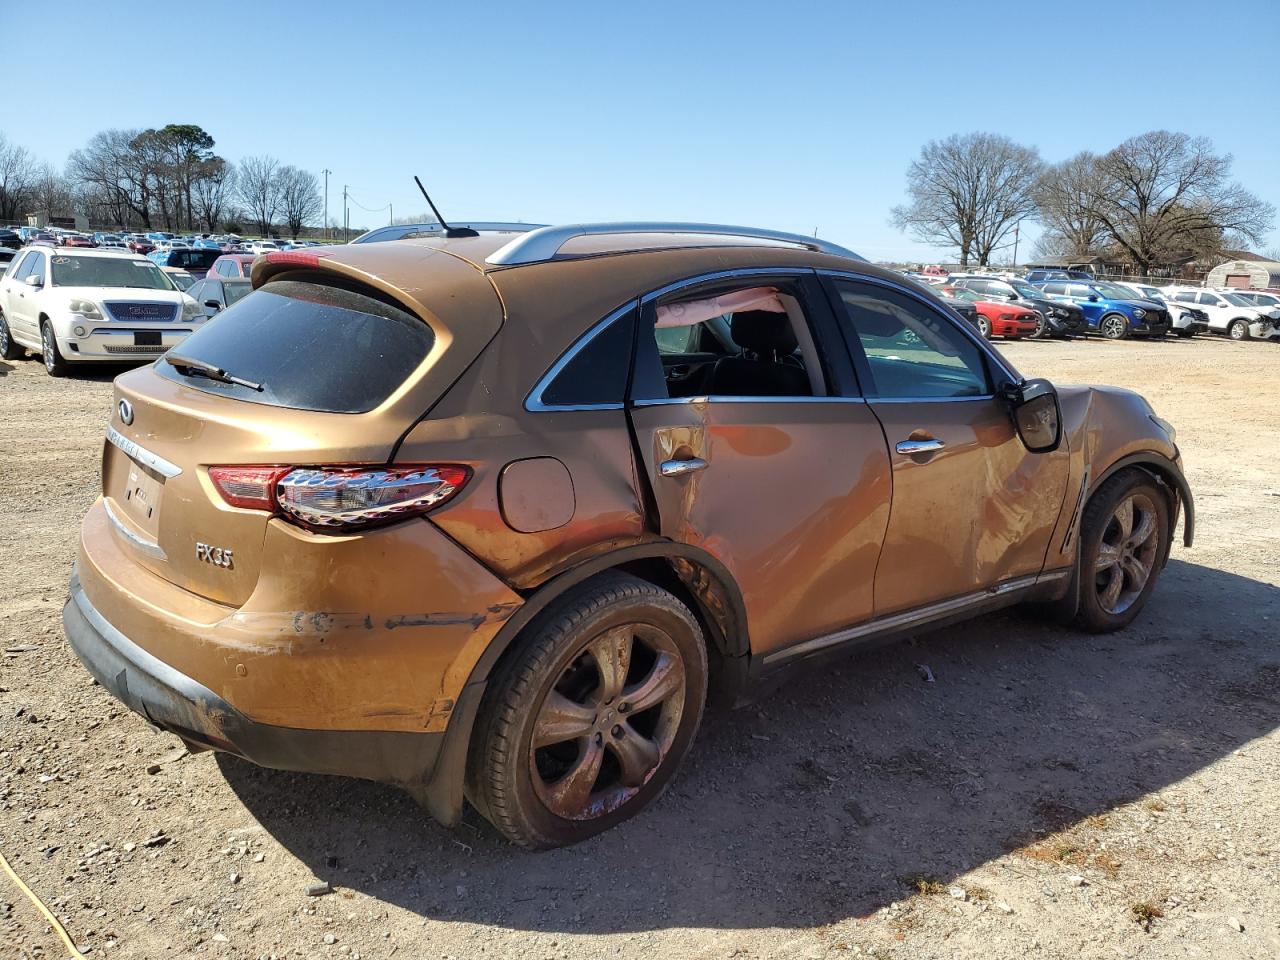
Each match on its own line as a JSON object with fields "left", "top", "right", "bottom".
{"left": 0, "top": 848, "right": 89, "bottom": 959}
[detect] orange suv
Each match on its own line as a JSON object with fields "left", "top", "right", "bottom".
{"left": 64, "top": 223, "right": 1193, "bottom": 848}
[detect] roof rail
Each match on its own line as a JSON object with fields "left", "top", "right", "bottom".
{"left": 484, "top": 222, "right": 864, "bottom": 266}
{"left": 351, "top": 222, "right": 545, "bottom": 244}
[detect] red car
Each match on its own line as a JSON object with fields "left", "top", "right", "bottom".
{"left": 207, "top": 254, "right": 257, "bottom": 279}
{"left": 127, "top": 237, "right": 156, "bottom": 255}
{"left": 63, "top": 234, "right": 95, "bottom": 248}
{"left": 941, "top": 287, "right": 1039, "bottom": 339}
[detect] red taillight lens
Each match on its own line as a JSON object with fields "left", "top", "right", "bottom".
{"left": 263, "top": 251, "right": 323, "bottom": 268}
{"left": 208, "top": 464, "right": 470, "bottom": 531}
{"left": 209, "top": 466, "right": 290, "bottom": 510}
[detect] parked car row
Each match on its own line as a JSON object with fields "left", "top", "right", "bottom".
{"left": 4, "top": 225, "right": 323, "bottom": 256}
{"left": 906, "top": 269, "right": 1280, "bottom": 344}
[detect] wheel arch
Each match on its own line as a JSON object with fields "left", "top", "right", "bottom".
{"left": 1090, "top": 452, "right": 1194, "bottom": 549}
{"left": 413, "top": 542, "right": 750, "bottom": 827}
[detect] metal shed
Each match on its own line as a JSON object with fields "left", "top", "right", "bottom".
{"left": 1205, "top": 258, "right": 1280, "bottom": 289}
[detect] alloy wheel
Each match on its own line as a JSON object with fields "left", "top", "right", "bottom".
{"left": 0, "top": 316, "right": 9, "bottom": 355}
{"left": 1101, "top": 315, "right": 1127, "bottom": 339}
{"left": 976, "top": 316, "right": 991, "bottom": 339}
{"left": 1093, "top": 493, "right": 1160, "bottom": 615}
{"left": 529, "top": 623, "right": 686, "bottom": 821}
{"left": 1228, "top": 319, "right": 1248, "bottom": 341}
{"left": 42, "top": 326, "right": 55, "bottom": 372}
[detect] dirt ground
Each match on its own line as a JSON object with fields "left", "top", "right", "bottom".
{"left": 2, "top": 333, "right": 1278, "bottom": 960}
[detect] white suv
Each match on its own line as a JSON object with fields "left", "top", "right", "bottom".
{"left": 1165, "top": 286, "right": 1280, "bottom": 341}
{"left": 0, "top": 248, "right": 202, "bottom": 376}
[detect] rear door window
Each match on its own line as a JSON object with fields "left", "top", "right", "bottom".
{"left": 154, "top": 279, "right": 434, "bottom": 413}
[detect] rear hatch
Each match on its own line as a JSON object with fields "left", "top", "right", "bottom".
{"left": 101, "top": 248, "right": 503, "bottom": 605}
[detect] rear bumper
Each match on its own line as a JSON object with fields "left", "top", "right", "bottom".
{"left": 63, "top": 571, "right": 443, "bottom": 785}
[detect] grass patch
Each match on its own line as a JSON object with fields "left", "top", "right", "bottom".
{"left": 1130, "top": 901, "right": 1164, "bottom": 930}
{"left": 902, "top": 874, "right": 947, "bottom": 896}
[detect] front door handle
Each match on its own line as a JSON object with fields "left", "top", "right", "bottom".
{"left": 660, "top": 457, "right": 709, "bottom": 478}
{"left": 895, "top": 438, "right": 945, "bottom": 456}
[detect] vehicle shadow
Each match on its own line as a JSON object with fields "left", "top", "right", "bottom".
{"left": 220, "top": 557, "right": 1280, "bottom": 934}
{"left": 0, "top": 359, "right": 13, "bottom": 377}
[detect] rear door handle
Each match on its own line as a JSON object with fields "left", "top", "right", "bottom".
{"left": 895, "top": 438, "right": 945, "bottom": 456}
{"left": 659, "top": 457, "right": 709, "bottom": 478}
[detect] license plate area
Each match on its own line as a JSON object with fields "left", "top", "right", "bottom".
{"left": 119, "top": 460, "right": 165, "bottom": 537}
{"left": 134, "top": 330, "right": 162, "bottom": 347}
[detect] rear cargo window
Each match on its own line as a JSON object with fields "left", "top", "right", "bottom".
{"left": 155, "top": 279, "right": 433, "bottom": 413}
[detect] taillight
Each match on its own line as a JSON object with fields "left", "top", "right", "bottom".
{"left": 208, "top": 464, "right": 470, "bottom": 531}
{"left": 264, "top": 251, "right": 323, "bottom": 268}
{"left": 209, "top": 466, "right": 289, "bottom": 510}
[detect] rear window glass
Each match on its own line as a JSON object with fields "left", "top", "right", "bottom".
{"left": 154, "top": 279, "right": 433, "bottom": 413}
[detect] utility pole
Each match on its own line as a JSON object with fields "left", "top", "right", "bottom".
{"left": 343, "top": 185, "right": 348, "bottom": 239}
{"left": 322, "top": 169, "right": 331, "bottom": 240}
{"left": 389, "top": 202, "right": 393, "bottom": 226}
{"left": 1012, "top": 223, "right": 1020, "bottom": 268}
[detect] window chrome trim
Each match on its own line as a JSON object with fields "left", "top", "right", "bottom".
{"left": 632, "top": 395, "right": 867, "bottom": 407}
{"left": 868, "top": 394, "right": 997, "bottom": 404}
{"left": 763, "top": 572, "right": 1048, "bottom": 666}
{"left": 639, "top": 266, "right": 813, "bottom": 304}
{"left": 486, "top": 223, "right": 863, "bottom": 266}
{"left": 106, "top": 425, "right": 182, "bottom": 478}
{"left": 524, "top": 301, "right": 636, "bottom": 413}
{"left": 818, "top": 268, "right": 1022, "bottom": 388}
{"left": 102, "top": 498, "right": 167, "bottom": 560}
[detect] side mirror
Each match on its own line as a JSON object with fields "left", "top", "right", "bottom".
{"left": 24, "top": 274, "right": 42, "bottom": 288}
{"left": 1006, "top": 378, "right": 1062, "bottom": 453}
{"left": 1087, "top": 294, "right": 1099, "bottom": 302}
{"left": 203, "top": 299, "right": 221, "bottom": 312}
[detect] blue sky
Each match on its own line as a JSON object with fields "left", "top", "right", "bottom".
{"left": 3, "top": 0, "right": 1277, "bottom": 261}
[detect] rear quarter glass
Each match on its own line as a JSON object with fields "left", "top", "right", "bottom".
{"left": 154, "top": 279, "right": 434, "bottom": 414}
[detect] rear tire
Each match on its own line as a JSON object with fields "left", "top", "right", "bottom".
{"left": 0, "top": 310, "right": 23, "bottom": 360}
{"left": 1228, "top": 318, "right": 1251, "bottom": 341}
{"left": 41, "top": 321, "right": 69, "bottom": 377}
{"left": 1074, "top": 470, "right": 1171, "bottom": 634}
{"left": 469, "top": 574, "right": 708, "bottom": 848}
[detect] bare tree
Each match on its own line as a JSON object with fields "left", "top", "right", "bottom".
{"left": 277, "top": 166, "right": 322, "bottom": 239}
{"left": 236, "top": 155, "right": 281, "bottom": 235}
{"left": 891, "top": 133, "right": 1042, "bottom": 266}
{"left": 1080, "top": 131, "right": 1274, "bottom": 274}
{"left": 0, "top": 134, "right": 39, "bottom": 222}
{"left": 1034, "top": 152, "right": 1111, "bottom": 261}
{"left": 193, "top": 159, "right": 235, "bottom": 232}
{"left": 67, "top": 129, "right": 152, "bottom": 228}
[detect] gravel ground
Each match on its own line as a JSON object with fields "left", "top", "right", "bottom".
{"left": 1, "top": 333, "right": 1278, "bottom": 960}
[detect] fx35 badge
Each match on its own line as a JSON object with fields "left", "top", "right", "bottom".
{"left": 196, "top": 542, "right": 234, "bottom": 569}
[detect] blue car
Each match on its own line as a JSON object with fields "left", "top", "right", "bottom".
{"left": 1031, "top": 279, "right": 1171, "bottom": 339}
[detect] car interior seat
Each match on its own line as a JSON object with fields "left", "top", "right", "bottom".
{"left": 706, "top": 310, "right": 811, "bottom": 397}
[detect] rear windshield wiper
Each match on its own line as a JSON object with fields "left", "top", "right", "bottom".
{"left": 164, "top": 354, "right": 264, "bottom": 392}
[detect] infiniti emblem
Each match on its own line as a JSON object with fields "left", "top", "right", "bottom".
{"left": 118, "top": 399, "right": 134, "bottom": 425}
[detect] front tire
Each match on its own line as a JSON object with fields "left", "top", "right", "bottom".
{"left": 0, "top": 310, "right": 23, "bottom": 360}
{"left": 469, "top": 574, "right": 708, "bottom": 848}
{"left": 1100, "top": 313, "right": 1129, "bottom": 340}
{"left": 1228, "top": 318, "right": 1251, "bottom": 341}
{"left": 1074, "top": 470, "right": 1171, "bottom": 633}
{"left": 41, "top": 321, "right": 69, "bottom": 377}
{"left": 976, "top": 315, "right": 992, "bottom": 339}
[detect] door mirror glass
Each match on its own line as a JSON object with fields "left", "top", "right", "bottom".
{"left": 1009, "top": 378, "right": 1061, "bottom": 453}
